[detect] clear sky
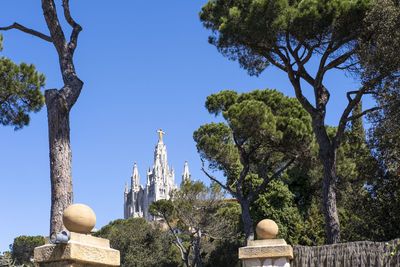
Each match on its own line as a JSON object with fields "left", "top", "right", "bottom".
{"left": 0, "top": 1, "right": 371, "bottom": 252}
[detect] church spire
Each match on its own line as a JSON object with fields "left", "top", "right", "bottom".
{"left": 131, "top": 162, "right": 140, "bottom": 190}
{"left": 182, "top": 160, "right": 191, "bottom": 181}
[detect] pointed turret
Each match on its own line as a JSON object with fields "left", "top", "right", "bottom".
{"left": 146, "top": 167, "right": 151, "bottom": 186}
{"left": 124, "top": 182, "right": 128, "bottom": 219}
{"left": 182, "top": 160, "right": 191, "bottom": 181}
{"left": 131, "top": 162, "right": 140, "bottom": 190}
{"left": 170, "top": 165, "right": 175, "bottom": 186}
{"left": 152, "top": 129, "right": 169, "bottom": 184}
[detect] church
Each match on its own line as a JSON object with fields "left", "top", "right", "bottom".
{"left": 124, "top": 129, "right": 191, "bottom": 221}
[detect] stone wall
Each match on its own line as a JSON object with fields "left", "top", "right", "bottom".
{"left": 292, "top": 238, "right": 400, "bottom": 267}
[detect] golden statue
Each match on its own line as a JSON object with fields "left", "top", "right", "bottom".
{"left": 156, "top": 129, "right": 166, "bottom": 142}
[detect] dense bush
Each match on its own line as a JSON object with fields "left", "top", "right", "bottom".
{"left": 94, "top": 218, "right": 181, "bottom": 267}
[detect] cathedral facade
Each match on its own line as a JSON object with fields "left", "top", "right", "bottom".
{"left": 124, "top": 130, "right": 190, "bottom": 221}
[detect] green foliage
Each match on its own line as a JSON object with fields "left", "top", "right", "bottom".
{"left": 194, "top": 89, "right": 313, "bottom": 243}
{"left": 355, "top": 2, "right": 400, "bottom": 240}
{"left": 203, "top": 239, "right": 242, "bottom": 267}
{"left": 280, "top": 112, "right": 383, "bottom": 244}
{"left": 250, "top": 179, "right": 308, "bottom": 245}
{"left": 358, "top": 1, "right": 400, "bottom": 172}
{"left": 9, "top": 235, "right": 44, "bottom": 266}
{"left": 148, "top": 199, "right": 175, "bottom": 221}
{"left": 149, "top": 180, "right": 236, "bottom": 267}
{"left": 199, "top": 0, "right": 398, "bottom": 244}
{"left": 200, "top": 0, "right": 370, "bottom": 76}
{"left": 94, "top": 218, "right": 180, "bottom": 267}
{"left": 303, "top": 200, "right": 326, "bottom": 246}
{"left": 358, "top": 0, "right": 400, "bottom": 78}
{"left": 368, "top": 81, "right": 400, "bottom": 172}
{"left": 216, "top": 199, "right": 242, "bottom": 234}
{"left": 364, "top": 171, "right": 400, "bottom": 241}
{"left": 195, "top": 89, "right": 313, "bottom": 190}
{"left": 0, "top": 34, "right": 45, "bottom": 130}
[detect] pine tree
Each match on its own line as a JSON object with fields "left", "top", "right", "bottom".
{"left": 0, "top": 34, "right": 45, "bottom": 130}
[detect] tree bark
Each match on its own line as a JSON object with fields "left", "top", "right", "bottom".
{"left": 193, "top": 230, "right": 202, "bottom": 267}
{"left": 240, "top": 199, "right": 254, "bottom": 245}
{"left": 41, "top": 0, "right": 83, "bottom": 234}
{"left": 321, "top": 152, "right": 341, "bottom": 244}
{"left": 311, "top": 114, "right": 341, "bottom": 244}
{"left": 45, "top": 89, "right": 72, "bottom": 234}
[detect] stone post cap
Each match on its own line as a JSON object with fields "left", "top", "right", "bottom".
{"left": 256, "top": 219, "right": 278, "bottom": 239}
{"left": 34, "top": 232, "right": 120, "bottom": 266}
{"left": 63, "top": 203, "right": 96, "bottom": 233}
{"left": 238, "top": 219, "right": 293, "bottom": 262}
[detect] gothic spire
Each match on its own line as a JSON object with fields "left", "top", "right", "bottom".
{"left": 131, "top": 162, "right": 140, "bottom": 190}
{"left": 182, "top": 160, "right": 191, "bottom": 181}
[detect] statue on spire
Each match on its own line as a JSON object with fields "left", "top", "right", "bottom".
{"left": 156, "top": 129, "right": 166, "bottom": 143}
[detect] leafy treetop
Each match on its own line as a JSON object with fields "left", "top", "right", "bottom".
{"left": 0, "top": 34, "right": 45, "bottom": 130}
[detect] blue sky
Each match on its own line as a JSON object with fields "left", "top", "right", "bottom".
{"left": 0, "top": 1, "right": 371, "bottom": 252}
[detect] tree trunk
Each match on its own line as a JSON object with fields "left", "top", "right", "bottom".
{"left": 240, "top": 199, "right": 254, "bottom": 245}
{"left": 321, "top": 152, "right": 341, "bottom": 244}
{"left": 185, "top": 254, "right": 190, "bottom": 267}
{"left": 193, "top": 230, "right": 202, "bottom": 267}
{"left": 46, "top": 89, "right": 72, "bottom": 234}
{"left": 312, "top": 114, "right": 341, "bottom": 244}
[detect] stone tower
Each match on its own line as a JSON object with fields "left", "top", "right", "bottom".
{"left": 182, "top": 160, "right": 191, "bottom": 181}
{"left": 124, "top": 130, "right": 190, "bottom": 221}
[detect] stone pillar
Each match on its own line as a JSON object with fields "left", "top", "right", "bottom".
{"left": 33, "top": 204, "right": 120, "bottom": 267}
{"left": 239, "top": 219, "right": 293, "bottom": 267}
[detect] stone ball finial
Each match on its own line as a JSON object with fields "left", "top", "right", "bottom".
{"left": 63, "top": 204, "right": 96, "bottom": 233}
{"left": 256, "top": 219, "right": 279, "bottom": 239}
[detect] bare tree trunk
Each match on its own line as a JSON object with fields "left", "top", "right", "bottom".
{"left": 321, "top": 154, "right": 341, "bottom": 244}
{"left": 45, "top": 89, "right": 73, "bottom": 234}
{"left": 193, "top": 230, "right": 202, "bottom": 267}
{"left": 42, "top": 0, "right": 83, "bottom": 234}
{"left": 184, "top": 254, "right": 190, "bottom": 267}
{"left": 240, "top": 199, "right": 254, "bottom": 245}
{"left": 312, "top": 115, "right": 341, "bottom": 244}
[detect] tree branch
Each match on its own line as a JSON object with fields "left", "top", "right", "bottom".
{"left": 164, "top": 218, "right": 187, "bottom": 263}
{"left": 346, "top": 106, "right": 382, "bottom": 122}
{"left": 286, "top": 64, "right": 316, "bottom": 115}
{"left": 247, "top": 157, "right": 296, "bottom": 201}
{"left": 0, "top": 23, "right": 52, "bottom": 42}
{"left": 201, "top": 160, "right": 235, "bottom": 197}
{"left": 260, "top": 49, "right": 287, "bottom": 72}
{"left": 346, "top": 90, "right": 377, "bottom": 102}
{"left": 323, "top": 49, "right": 356, "bottom": 72}
{"left": 315, "top": 40, "right": 334, "bottom": 88}
{"left": 62, "top": 0, "right": 82, "bottom": 53}
{"left": 0, "top": 93, "right": 12, "bottom": 107}
{"left": 335, "top": 74, "right": 384, "bottom": 148}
